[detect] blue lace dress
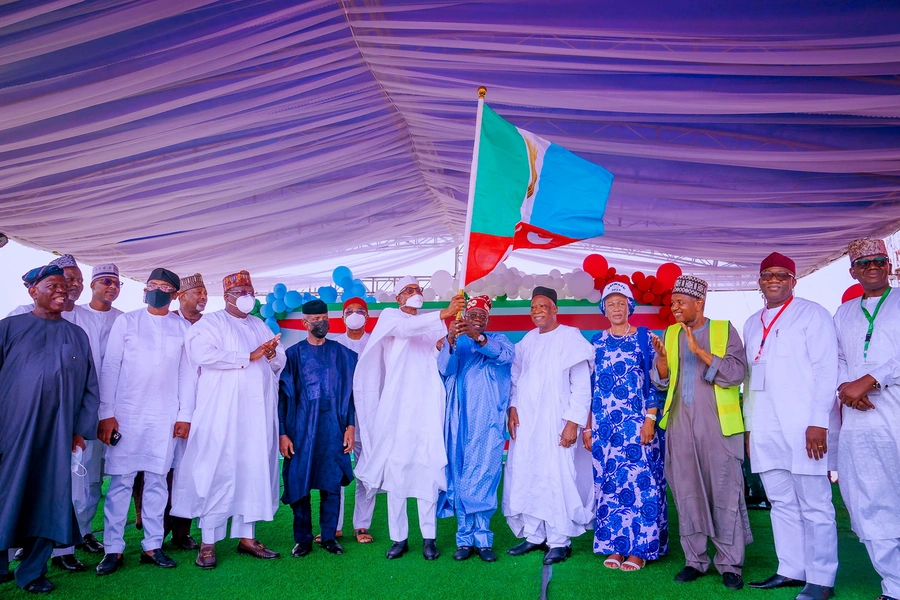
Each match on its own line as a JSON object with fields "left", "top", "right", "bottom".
{"left": 590, "top": 329, "right": 669, "bottom": 560}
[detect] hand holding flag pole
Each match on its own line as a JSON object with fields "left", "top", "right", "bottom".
{"left": 457, "top": 85, "right": 488, "bottom": 318}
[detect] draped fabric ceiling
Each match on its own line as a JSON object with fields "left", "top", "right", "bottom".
{"left": 1, "top": 0, "right": 899, "bottom": 290}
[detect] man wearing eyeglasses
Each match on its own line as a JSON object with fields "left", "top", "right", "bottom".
{"left": 833, "top": 238, "right": 900, "bottom": 600}
{"left": 743, "top": 253, "right": 840, "bottom": 600}
{"left": 172, "top": 270, "right": 285, "bottom": 569}
{"left": 95, "top": 268, "right": 195, "bottom": 576}
{"left": 332, "top": 298, "right": 375, "bottom": 544}
{"left": 354, "top": 276, "right": 465, "bottom": 560}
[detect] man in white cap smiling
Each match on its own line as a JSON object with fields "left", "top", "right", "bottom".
{"left": 353, "top": 277, "right": 464, "bottom": 560}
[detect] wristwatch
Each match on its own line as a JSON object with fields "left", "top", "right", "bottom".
{"left": 476, "top": 334, "right": 487, "bottom": 346}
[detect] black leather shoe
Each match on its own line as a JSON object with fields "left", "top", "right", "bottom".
{"left": 292, "top": 542, "right": 312, "bottom": 557}
{"left": 23, "top": 575, "right": 55, "bottom": 594}
{"left": 674, "top": 566, "right": 705, "bottom": 583}
{"left": 386, "top": 540, "right": 409, "bottom": 559}
{"left": 453, "top": 546, "right": 473, "bottom": 561}
{"left": 507, "top": 540, "right": 547, "bottom": 556}
{"left": 795, "top": 583, "right": 834, "bottom": 600}
{"left": 96, "top": 553, "right": 124, "bottom": 576}
{"left": 749, "top": 574, "right": 806, "bottom": 589}
{"left": 13, "top": 549, "right": 24, "bottom": 562}
{"left": 169, "top": 535, "right": 200, "bottom": 551}
{"left": 320, "top": 540, "right": 344, "bottom": 555}
{"left": 423, "top": 539, "right": 440, "bottom": 560}
{"left": 51, "top": 554, "right": 86, "bottom": 572}
{"left": 79, "top": 534, "right": 104, "bottom": 554}
{"left": 723, "top": 572, "right": 744, "bottom": 590}
{"left": 475, "top": 547, "right": 498, "bottom": 562}
{"left": 140, "top": 549, "right": 177, "bottom": 568}
{"left": 542, "top": 547, "right": 569, "bottom": 565}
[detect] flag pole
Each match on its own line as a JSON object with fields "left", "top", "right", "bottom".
{"left": 457, "top": 85, "right": 487, "bottom": 316}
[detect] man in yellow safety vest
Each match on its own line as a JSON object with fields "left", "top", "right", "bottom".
{"left": 650, "top": 274, "right": 751, "bottom": 591}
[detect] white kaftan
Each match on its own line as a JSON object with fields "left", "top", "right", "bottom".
{"left": 171, "top": 310, "right": 285, "bottom": 527}
{"left": 502, "top": 324, "right": 595, "bottom": 543}
{"left": 99, "top": 309, "right": 194, "bottom": 475}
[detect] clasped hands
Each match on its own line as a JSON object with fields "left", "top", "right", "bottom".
{"left": 838, "top": 375, "right": 878, "bottom": 411}
{"left": 251, "top": 334, "right": 281, "bottom": 361}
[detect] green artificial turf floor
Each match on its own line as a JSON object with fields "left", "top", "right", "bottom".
{"left": 4, "top": 480, "right": 882, "bottom": 600}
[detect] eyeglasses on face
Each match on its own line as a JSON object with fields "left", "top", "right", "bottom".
{"left": 96, "top": 277, "right": 122, "bottom": 288}
{"left": 759, "top": 271, "right": 794, "bottom": 282}
{"left": 226, "top": 290, "right": 255, "bottom": 297}
{"left": 343, "top": 308, "right": 367, "bottom": 316}
{"left": 853, "top": 257, "right": 889, "bottom": 269}
{"left": 146, "top": 283, "right": 176, "bottom": 293}
{"left": 400, "top": 286, "right": 423, "bottom": 295}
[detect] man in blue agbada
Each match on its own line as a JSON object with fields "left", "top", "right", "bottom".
{"left": 278, "top": 299, "right": 357, "bottom": 558}
{"left": 436, "top": 295, "right": 514, "bottom": 563}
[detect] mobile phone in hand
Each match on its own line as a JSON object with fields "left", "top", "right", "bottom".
{"left": 110, "top": 429, "right": 122, "bottom": 446}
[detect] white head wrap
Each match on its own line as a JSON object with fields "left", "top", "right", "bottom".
{"left": 394, "top": 275, "right": 419, "bottom": 295}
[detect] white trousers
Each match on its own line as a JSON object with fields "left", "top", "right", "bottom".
{"left": 103, "top": 471, "right": 168, "bottom": 554}
{"left": 523, "top": 515, "right": 569, "bottom": 549}
{"left": 336, "top": 440, "right": 377, "bottom": 531}
{"left": 760, "top": 469, "right": 839, "bottom": 586}
{"left": 863, "top": 538, "right": 900, "bottom": 598}
{"left": 199, "top": 514, "right": 255, "bottom": 545}
{"left": 387, "top": 493, "right": 436, "bottom": 542}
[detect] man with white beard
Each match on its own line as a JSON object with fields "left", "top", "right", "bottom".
{"left": 95, "top": 268, "right": 195, "bottom": 575}
{"left": 354, "top": 277, "right": 465, "bottom": 560}
{"left": 502, "top": 286, "right": 594, "bottom": 565}
{"left": 171, "top": 270, "right": 285, "bottom": 569}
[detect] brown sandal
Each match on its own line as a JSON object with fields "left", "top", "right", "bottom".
{"left": 355, "top": 528, "right": 374, "bottom": 544}
{"left": 314, "top": 530, "right": 343, "bottom": 543}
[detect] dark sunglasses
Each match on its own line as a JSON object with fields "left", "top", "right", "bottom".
{"left": 759, "top": 272, "right": 793, "bottom": 282}
{"left": 853, "top": 257, "right": 889, "bottom": 269}
{"left": 96, "top": 277, "right": 122, "bottom": 288}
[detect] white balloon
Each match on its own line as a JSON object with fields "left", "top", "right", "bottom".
{"left": 493, "top": 262, "right": 508, "bottom": 274}
{"left": 423, "top": 288, "right": 437, "bottom": 301}
{"left": 522, "top": 275, "right": 535, "bottom": 288}
{"left": 551, "top": 277, "right": 566, "bottom": 291}
{"left": 443, "top": 290, "right": 456, "bottom": 301}
{"left": 377, "top": 291, "right": 392, "bottom": 303}
{"left": 430, "top": 269, "right": 453, "bottom": 294}
{"left": 549, "top": 269, "right": 561, "bottom": 278}
{"left": 563, "top": 272, "right": 573, "bottom": 285}
{"left": 505, "top": 281, "right": 519, "bottom": 297}
{"left": 535, "top": 275, "right": 551, "bottom": 287}
{"left": 519, "top": 286, "right": 533, "bottom": 300}
{"left": 569, "top": 271, "right": 595, "bottom": 299}
{"left": 587, "top": 289, "right": 603, "bottom": 303}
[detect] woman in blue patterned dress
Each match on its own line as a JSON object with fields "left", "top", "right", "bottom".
{"left": 582, "top": 282, "right": 668, "bottom": 572}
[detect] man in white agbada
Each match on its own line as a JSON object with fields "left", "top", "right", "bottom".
{"left": 503, "top": 286, "right": 594, "bottom": 565}
{"left": 833, "top": 238, "right": 900, "bottom": 600}
{"left": 95, "top": 268, "right": 194, "bottom": 575}
{"left": 354, "top": 276, "right": 465, "bottom": 560}
{"left": 743, "top": 252, "right": 840, "bottom": 600}
{"left": 331, "top": 297, "right": 375, "bottom": 545}
{"left": 5, "top": 256, "right": 121, "bottom": 570}
{"left": 171, "top": 270, "right": 284, "bottom": 569}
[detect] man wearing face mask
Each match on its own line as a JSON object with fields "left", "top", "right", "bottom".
{"left": 278, "top": 299, "right": 357, "bottom": 557}
{"left": 436, "top": 295, "right": 514, "bottom": 563}
{"left": 95, "top": 268, "right": 195, "bottom": 575}
{"left": 332, "top": 298, "right": 375, "bottom": 544}
{"left": 132, "top": 274, "right": 205, "bottom": 549}
{"left": 172, "top": 270, "right": 285, "bottom": 569}
{"left": 354, "top": 276, "right": 465, "bottom": 560}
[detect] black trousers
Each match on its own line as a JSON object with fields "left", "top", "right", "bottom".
{"left": 291, "top": 490, "right": 340, "bottom": 544}
{"left": 2, "top": 537, "right": 54, "bottom": 588}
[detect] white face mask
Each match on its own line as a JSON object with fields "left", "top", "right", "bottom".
{"left": 235, "top": 295, "right": 256, "bottom": 314}
{"left": 404, "top": 294, "right": 424, "bottom": 309}
{"left": 71, "top": 446, "right": 86, "bottom": 477}
{"left": 344, "top": 313, "right": 366, "bottom": 330}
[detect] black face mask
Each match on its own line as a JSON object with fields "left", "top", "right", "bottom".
{"left": 145, "top": 289, "right": 173, "bottom": 309}
{"left": 309, "top": 321, "right": 329, "bottom": 339}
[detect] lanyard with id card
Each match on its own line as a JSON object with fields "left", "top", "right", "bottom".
{"left": 751, "top": 297, "right": 794, "bottom": 390}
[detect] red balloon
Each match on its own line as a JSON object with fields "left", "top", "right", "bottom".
{"left": 632, "top": 271, "right": 646, "bottom": 284}
{"left": 656, "top": 262, "right": 682, "bottom": 288}
{"left": 650, "top": 280, "right": 665, "bottom": 295}
{"left": 637, "top": 278, "right": 652, "bottom": 292}
{"left": 593, "top": 277, "right": 605, "bottom": 290}
{"left": 642, "top": 291, "right": 656, "bottom": 304}
{"left": 583, "top": 254, "right": 609, "bottom": 278}
{"left": 841, "top": 283, "right": 864, "bottom": 303}
{"left": 607, "top": 266, "right": 617, "bottom": 277}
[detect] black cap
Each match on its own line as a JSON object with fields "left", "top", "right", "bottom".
{"left": 148, "top": 268, "right": 181, "bottom": 292}
{"left": 302, "top": 299, "right": 328, "bottom": 315}
{"left": 532, "top": 286, "right": 558, "bottom": 305}
{"left": 22, "top": 264, "right": 64, "bottom": 288}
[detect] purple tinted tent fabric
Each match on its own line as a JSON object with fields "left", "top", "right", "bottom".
{"left": 0, "top": 0, "right": 899, "bottom": 289}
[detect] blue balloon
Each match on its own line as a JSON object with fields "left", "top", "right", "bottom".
{"left": 352, "top": 278, "right": 363, "bottom": 286}
{"left": 338, "top": 276, "right": 353, "bottom": 290}
{"left": 273, "top": 283, "right": 287, "bottom": 299}
{"left": 350, "top": 283, "right": 367, "bottom": 299}
{"left": 259, "top": 303, "right": 274, "bottom": 319}
{"left": 272, "top": 298, "right": 286, "bottom": 313}
{"left": 264, "top": 318, "right": 281, "bottom": 334}
{"left": 365, "top": 295, "right": 377, "bottom": 304}
{"left": 284, "top": 290, "right": 303, "bottom": 310}
{"left": 303, "top": 292, "right": 314, "bottom": 302}
{"left": 266, "top": 292, "right": 276, "bottom": 304}
{"left": 318, "top": 286, "right": 338, "bottom": 304}
{"left": 332, "top": 266, "right": 352, "bottom": 287}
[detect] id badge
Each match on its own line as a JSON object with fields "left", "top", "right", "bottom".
{"left": 750, "top": 360, "right": 766, "bottom": 391}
